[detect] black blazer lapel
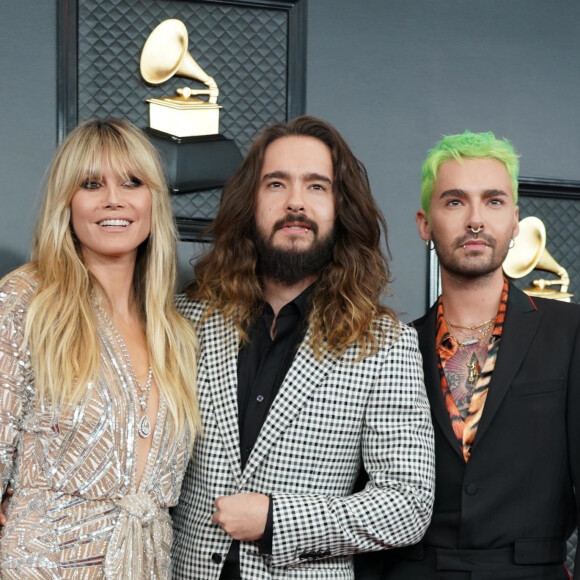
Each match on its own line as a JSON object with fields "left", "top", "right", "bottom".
{"left": 471, "top": 284, "right": 542, "bottom": 446}
{"left": 415, "top": 305, "right": 464, "bottom": 460}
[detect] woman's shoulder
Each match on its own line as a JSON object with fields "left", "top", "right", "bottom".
{"left": 0, "top": 264, "right": 37, "bottom": 308}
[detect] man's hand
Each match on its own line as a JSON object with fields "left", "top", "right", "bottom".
{"left": 212, "top": 493, "right": 269, "bottom": 541}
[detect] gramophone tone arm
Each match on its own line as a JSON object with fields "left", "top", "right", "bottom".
{"left": 532, "top": 267, "right": 570, "bottom": 293}
{"left": 176, "top": 86, "right": 219, "bottom": 104}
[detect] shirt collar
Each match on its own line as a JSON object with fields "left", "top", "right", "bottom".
{"left": 264, "top": 281, "right": 316, "bottom": 319}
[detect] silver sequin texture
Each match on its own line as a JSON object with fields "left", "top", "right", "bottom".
{"left": 0, "top": 269, "right": 190, "bottom": 578}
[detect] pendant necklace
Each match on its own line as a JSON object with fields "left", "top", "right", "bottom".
{"left": 446, "top": 317, "right": 494, "bottom": 387}
{"left": 94, "top": 295, "right": 154, "bottom": 438}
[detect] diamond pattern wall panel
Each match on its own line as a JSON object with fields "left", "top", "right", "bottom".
{"left": 77, "top": 0, "right": 289, "bottom": 223}
{"left": 515, "top": 196, "right": 580, "bottom": 305}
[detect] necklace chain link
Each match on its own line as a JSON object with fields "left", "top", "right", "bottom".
{"left": 445, "top": 316, "right": 496, "bottom": 331}
{"left": 93, "top": 294, "right": 153, "bottom": 438}
{"left": 445, "top": 316, "right": 495, "bottom": 348}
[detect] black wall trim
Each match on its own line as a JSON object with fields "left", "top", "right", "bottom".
{"left": 519, "top": 177, "right": 580, "bottom": 200}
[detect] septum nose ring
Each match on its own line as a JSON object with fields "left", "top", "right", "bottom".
{"left": 469, "top": 226, "right": 482, "bottom": 234}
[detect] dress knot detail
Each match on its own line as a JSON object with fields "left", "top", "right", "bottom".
{"left": 104, "top": 493, "right": 171, "bottom": 579}
{"left": 114, "top": 492, "right": 158, "bottom": 524}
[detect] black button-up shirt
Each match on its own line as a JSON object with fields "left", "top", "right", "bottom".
{"left": 223, "top": 284, "right": 313, "bottom": 574}
{"left": 237, "top": 285, "right": 312, "bottom": 468}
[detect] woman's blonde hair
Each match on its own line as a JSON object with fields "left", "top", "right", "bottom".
{"left": 26, "top": 117, "right": 200, "bottom": 438}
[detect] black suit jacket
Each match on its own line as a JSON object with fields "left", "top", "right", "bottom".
{"left": 379, "top": 285, "right": 580, "bottom": 579}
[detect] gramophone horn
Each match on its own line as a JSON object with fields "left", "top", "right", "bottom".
{"left": 140, "top": 19, "right": 218, "bottom": 96}
{"left": 503, "top": 216, "right": 570, "bottom": 297}
{"left": 503, "top": 216, "right": 546, "bottom": 279}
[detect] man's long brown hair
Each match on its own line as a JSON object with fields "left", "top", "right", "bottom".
{"left": 188, "top": 115, "right": 398, "bottom": 358}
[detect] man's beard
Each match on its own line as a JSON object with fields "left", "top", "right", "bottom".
{"left": 254, "top": 215, "right": 336, "bottom": 285}
{"left": 433, "top": 231, "right": 511, "bottom": 279}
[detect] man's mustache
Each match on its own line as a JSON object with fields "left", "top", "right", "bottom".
{"left": 273, "top": 214, "right": 318, "bottom": 235}
{"left": 456, "top": 234, "right": 495, "bottom": 247}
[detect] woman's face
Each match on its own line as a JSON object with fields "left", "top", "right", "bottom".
{"left": 70, "top": 163, "right": 152, "bottom": 268}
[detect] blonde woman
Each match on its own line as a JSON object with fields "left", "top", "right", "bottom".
{"left": 0, "top": 118, "right": 200, "bottom": 578}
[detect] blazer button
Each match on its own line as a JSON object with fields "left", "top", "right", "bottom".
{"left": 211, "top": 553, "right": 222, "bottom": 564}
{"left": 464, "top": 482, "right": 478, "bottom": 495}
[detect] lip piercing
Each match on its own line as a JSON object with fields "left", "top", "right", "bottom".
{"left": 469, "top": 226, "right": 482, "bottom": 234}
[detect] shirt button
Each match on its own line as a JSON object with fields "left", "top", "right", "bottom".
{"left": 464, "top": 482, "right": 479, "bottom": 495}
{"left": 211, "top": 553, "right": 222, "bottom": 564}
{"left": 256, "top": 395, "right": 264, "bottom": 403}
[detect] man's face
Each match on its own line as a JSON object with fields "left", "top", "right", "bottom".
{"left": 416, "top": 157, "right": 519, "bottom": 279}
{"left": 254, "top": 135, "right": 336, "bottom": 283}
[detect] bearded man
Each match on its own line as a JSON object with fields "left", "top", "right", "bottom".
{"left": 171, "top": 115, "right": 435, "bottom": 580}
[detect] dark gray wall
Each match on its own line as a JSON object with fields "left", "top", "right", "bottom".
{"left": 2, "top": 1, "right": 580, "bottom": 320}
{"left": 0, "top": 2, "right": 56, "bottom": 277}
{"left": 306, "top": 0, "right": 580, "bottom": 320}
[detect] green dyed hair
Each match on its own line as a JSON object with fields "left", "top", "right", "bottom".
{"left": 420, "top": 130, "right": 520, "bottom": 216}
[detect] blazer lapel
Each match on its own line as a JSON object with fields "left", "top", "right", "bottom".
{"left": 415, "top": 306, "right": 464, "bottom": 460}
{"left": 239, "top": 331, "right": 338, "bottom": 487}
{"left": 203, "top": 311, "right": 243, "bottom": 484}
{"left": 471, "top": 285, "right": 542, "bottom": 446}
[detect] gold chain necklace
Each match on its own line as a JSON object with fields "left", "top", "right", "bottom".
{"left": 446, "top": 317, "right": 495, "bottom": 347}
{"left": 445, "top": 316, "right": 495, "bottom": 331}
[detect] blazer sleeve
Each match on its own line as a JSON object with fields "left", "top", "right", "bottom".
{"left": 0, "top": 271, "right": 34, "bottom": 494}
{"left": 269, "top": 324, "right": 435, "bottom": 567}
{"left": 568, "top": 322, "right": 580, "bottom": 580}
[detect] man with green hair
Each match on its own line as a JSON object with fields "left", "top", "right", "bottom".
{"left": 380, "top": 131, "right": 580, "bottom": 579}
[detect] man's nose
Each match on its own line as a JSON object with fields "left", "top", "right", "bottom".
{"left": 286, "top": 185, "right": 306, "bottom": 212}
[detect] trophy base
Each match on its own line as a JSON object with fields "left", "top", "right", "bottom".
{"left": 523, "top": 286, "right": 573, "bottom": 302}
{"left": 147, "top": 98, "right": 222, "bottom": 137}
{"left": 147, "top": 129, "right": 243, "bottom": 193}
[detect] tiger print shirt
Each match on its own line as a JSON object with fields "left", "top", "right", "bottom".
{"left": 436, "top": 279, "right": 508, "bottom": 461}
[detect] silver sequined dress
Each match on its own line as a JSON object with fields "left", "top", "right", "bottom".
{"left": 0, "top": 268, "right": 190, "bottom": 579}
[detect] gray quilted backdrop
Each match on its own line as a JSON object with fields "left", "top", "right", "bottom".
{"left": 77, "top": 0, "right": 289, "bottom": 222}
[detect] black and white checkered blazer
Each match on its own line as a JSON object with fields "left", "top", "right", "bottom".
{"left": 171, "top": 296, "right": 435, "bottom": 579}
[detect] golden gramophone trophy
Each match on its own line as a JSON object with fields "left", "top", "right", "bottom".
{"left": 140, "top": 19, "right": 241, "bottom": 192}
{"left": 503, "top": 216, "right": 573, "bottom": 302}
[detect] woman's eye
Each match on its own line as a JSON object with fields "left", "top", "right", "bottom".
{"left": 81, "top": 179, "right": 101, "bottom": 190}
{"left": 123, "top": 177, "right": 144, "bottom": 187}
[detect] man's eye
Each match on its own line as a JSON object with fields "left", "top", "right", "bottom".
{"left": 447, "top": 199, "right": 461, "bottom": 206}
{"left": 268, "top": 181, "right": 283, "bottom": 188}
{"left": 489, "top": 199, "right": 504, "bottom": 206}
{"left": 310, "top": 184, "right": 326, "bottom": 191}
